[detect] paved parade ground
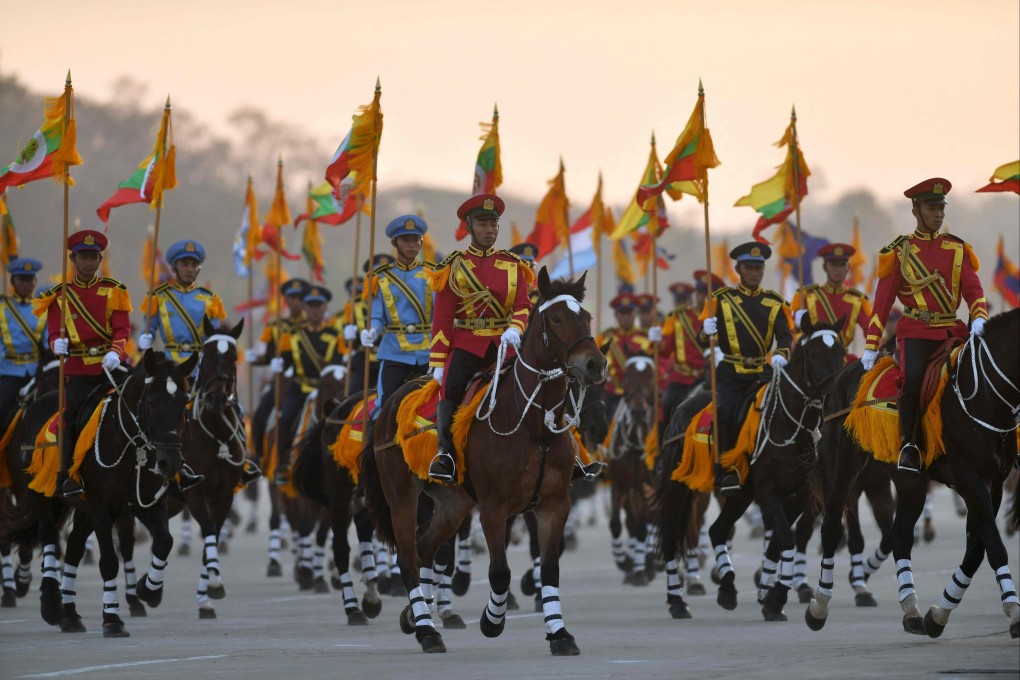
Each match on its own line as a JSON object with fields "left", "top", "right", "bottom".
{"left": 1, "top": 485, "right": 1018, "bottom": 680}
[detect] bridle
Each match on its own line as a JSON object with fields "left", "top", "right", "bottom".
{"left": 953, "top": 331, "right": 1020, "bottom": 433}
{"left": 190, "top": 333, "right": 246, "bottom": 466}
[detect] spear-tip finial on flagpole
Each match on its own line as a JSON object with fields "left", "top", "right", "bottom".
{"left": 698, "top": 78, "right": 704, "bottom": 96}
{"left": 650, "top": 130, "right": 656, "bottom": 147}
{"left": 278, "top": 153, "right": 284, "bottom": 167}
{"left": 493, "top": 103, "right": 499, "bottom": 118}
{"left": 375, "top": 76, "right": 381, "bottom": 93}
{"left": 791, "top": 105, "right": 797, "bottom": 120}
{"left": 66, "top": 70, "right": 72, "bottom": 86}
{"left": 165, "top": 95, "right": 171, "bottom": 110}
{"left": 559, "top": 155, "right": 564, "bottom": 172}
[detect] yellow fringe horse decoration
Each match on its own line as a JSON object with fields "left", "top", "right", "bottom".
{"left": 27, "top": 400, "right": 107, "bottom": 497}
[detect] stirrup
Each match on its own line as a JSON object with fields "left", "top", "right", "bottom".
{"left": 240, "top": 461, "right": 262, "bottom": 486}
{"left": 428, "top": 452, "right": 456, "bottom": 483}
{"left": 179, "top": 464, "right": 205, "bottom": 491}
{"left": 896, "top": 443, "right": 922, "bottom": 473}
{"left": 574, "top": 457, "right": 605, "bottom": 481}
{"left": 714, "top": 466, "right": 742, "bottom": 494}
{"left": 60, "top": 476, "right": 84, "bottom": 498}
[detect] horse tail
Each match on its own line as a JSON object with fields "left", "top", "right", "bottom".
{"left": 358, "top": 441, "right": 395, "bottom": 547}
{"left": 292, "top": 418, "right": 329, "bottom": 507}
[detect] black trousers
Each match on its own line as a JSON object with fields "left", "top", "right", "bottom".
{"left": 277, "top": 383, "right": 308, "bottom": 466}
{"left": 348, "top": 352, "right": 380, "bottom": 398}
{"left": 0, "top": 374, "right": 30, "bottom": 430}
{"left": 442, "top": 345, "right": 498, "bottom": 406}
{"left": 378, "top": 360, "right": 429, "bottom": 407}
{"left": 714, "top": 365, "right": 769, "bottom": 454}
{"left": 61, "top": 375, "right": 106, "bottom": 469}
{"left": 898, "top": 337, "right": 944, "bottom": 447}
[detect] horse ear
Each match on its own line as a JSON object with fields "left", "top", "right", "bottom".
{"left": 599, "top": 338, "right": 613, "bottom": 355}
{"left": 833, "top": 315, "right": 847, "bottom": 334}
{"left": 801, "top": 315, "right": 814, "bottom": 335}
{"left": 231, "top": 318, "right": 245, "bottom": 339}
{"left": 180, "top": 351, "right": 200, "bottom": 377}
{"left": 537, "top": 266, "right": 552, "bottom": 297}
{"left": 142, "top": 348, "right": 158, "bottom": 376}
{"left": 203, "top": 316, "right": 215, "bottom": 338}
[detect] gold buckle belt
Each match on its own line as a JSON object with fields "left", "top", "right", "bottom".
{"left": 454, "top": 317, "right": 510, "bottom": 331}
{"left": 4, "top": 352, "right": 36, "bottom": 362}
{"left": 69, "top": 344, "right": 112, "bottom": 357}
{"left": 903, "top": 307, "right": 957, "bottom": 325}
{"left": 722, "top": 354, "right": 765, "bottom": 369}
{"left": 385, "top": 324, "right": 426, "bottom": 334}
{"left": 165, "top": 342, "right": 196, "bottom": 352}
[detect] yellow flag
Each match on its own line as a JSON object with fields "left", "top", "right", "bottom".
{"left": 613, "top": 236, "right": 635, "bottom": 285}
{"left": 848, "top": 215, "right": 868, "bottom": 287}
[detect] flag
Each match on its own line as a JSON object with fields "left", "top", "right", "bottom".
{"left": 549, "top": 176, "right": 605, "bottom": 279}
{"left": 141, "top": 225, "right": 171, "bottom": 288}
{"left": 526, "top": 159, "right": 570, "bottom": 260}
{"left": 777, "top": 221, "right": 829, "bottom": 291}
{"left": 994, "top": 235, "right": 1020, "bottom": 308}
{"left": 613, "top": 236, "right": 635, "bottom": 286}
{"left": 976, "top": 160, "right": 1020, "bottom": 194}
{"left": 0, "top": 80, "right": 82, "bottom": 193}
{"left": 711, "top": 240, "right": 738, "bottom": 285}
{"left": 302, "top": 220, "right": 324, "bottom": 282}
{"left": 735, "top": 111, "right": 810, "bottom": 244}
{"left": 455, "top": 106, "right": 503, "bottom": 240}
{"left": 1, "top": 195, "right": 17, "bottom": 264}
{"left": 847, "top": 215, "right": 868, "bottom": 287}
{"left": 258, "top": 161, "right": 300, "bottom": 262}
{"left": 632, "top": 234, "right": 674, "bottom": 276}
{"left": 232, "top": 176, "right": 261, "bottom": 277}
{"left": 294, "top": 179, "right": 363, "bottom": 227}
{"left": 510, "top": 220, "right": 523, "bottom": 246}
{"left": 96, "top": 99, "right": 177, "bottom": 224}
{"left": 637, "top": 84, "right": 720, "bottom": 205}
{"left": 610, "top": 141, "right": 670, "bottom": 240}
{"left": 325, "top": 82, "right": 383, "bottom": 205}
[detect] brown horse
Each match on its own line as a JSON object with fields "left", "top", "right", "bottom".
{"left": 361, "top": 268, "right": 607, "bottom": 655}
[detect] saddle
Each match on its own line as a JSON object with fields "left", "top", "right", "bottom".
{"left": 869, "top": 337, "right": 962, "bottom": 413}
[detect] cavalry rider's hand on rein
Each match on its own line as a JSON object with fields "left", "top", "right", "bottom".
{"left": 770, "top": 354, "right": 787, "bottom": 369}
{"left": 647, "top": 326, "right": 663, "bottom": 342}
{"left": 702, "top": 316, "right": 718, "bottom": 336}
{"left": 269, "top": 357, "right": 285, "bottom": 374}
{"left": 360, "top": 327, "right": 379, "bottom": 347}
{"left": 970, "top": 317, "right": 986, "bottom": 336}
{"left": 343, "top": 324, "right": 358, "bottom": 341}
{"left": 432, "top": 367, "right": 444, "bottom": 385}
{"left": 138, "top": 332, "right": 154, "bottom": 351}
{"left": 501, "top": 326, "right": 522, "bottom": 349}
{"left": 53, "top": 337, "right": 69, "bottom": 355}
{"left": 102, "top": 351, "right": 121, "bottom": 371}
{"left": 861, "top": 348, "right": 878, "bottom": 371}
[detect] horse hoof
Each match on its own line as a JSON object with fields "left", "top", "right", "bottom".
{"left": 762, "top": 606, "right": 788, "bottom": 622}
{"left": 388, "top": 579, "right": 408, "bottom": 598}
{"left": 798, "top": 584, "right": 814, "bottom": 604}
{"left": 39, "top": 579, "right": 62, "bottom": 625}
{"left": 245, "top": 520, "right": 257, "bottom": 534}
{"left": 1010, "top": 621, "right": 1019, "bottom": 639}
{"left": 669, "top": 599, "right": 692, "bottom": 619}
{"left": 102, "top": 615, "right": 130, "bottom": 638}
{"left": 296, "top": 567, "right": 314, "bottom": 591}
{"left": 16, "top": 578, "right": 31, "bottom": 598}
{"left": 805, "top": 606, "right": 827, "bottom": 631}
{"left": 442, "top": 613, "right": 466, "bottom": 629}
{"left": 548, "top": 629, "right": 580, "bottom": 656}
{"left": 266, "top": 560, "right": 283, "bottom": 578}
{"left": 361, "top": 595, "right": 382, "bottom": 619}
{"left": 347, "top": 610, "right": 369, "bottom": 626}
{"left": 207, "top": 583, "right": 226, "bottom": 600}
{"left": 753, "top": 567, "right": 762, "bottom": 589}
{"left": 82, "top": 550, "right": 95, "bottom": 566}
{"left": 399, "top": 605, "right": 415, "bottom": 635}
{"left": 629, "top": 570, "right": 649, "bottom": 587}
{"left": 903, "top": 614, "right": 925, "bottom": 635}
{"left": 178, "top": 543, "right": 190, "bottom": 558}
{"left": 451, "top": 569, "right": 471, "bottom": 597}
{"left": 479, "top": 610, "right": 505, "bottom": 638}
{"left": 199, "top": 607, "right": 217, "bottom": 620}
{"left": 506, "top": 591, "right": 519, "bottom": 611}
{"left": 619, "top": 556, "right": 634, "bottom": 572}
{"left": 923, "top": 610, "right": 946, "bottom": 639}
{"left": 854, "top": 591, "right": 877, "bottom": 607}
{"left": 126, "top": 594, "right": 147, "bottom": 617}
{"left": 313, "top": 578, "right": 330, "bottom": 595}
{"left": 136, "top": 576, "right": 164, "bottom": 608}
{"left": 219, "top": 542, "right": 230, "bottom": 556}
{"left": 716, "top": 574, "right": 738, "bottom": 611}
{"left": 1, "top": 588, "right": 17, "bottom": 608}
{"left": 687, "top": 581, "right": 706, "bottom": 596}
{"left": 418, "top": 630, "right": 446, "bottom": 653}
{"left": 710, "top": 565, "right": 721, "bottom": 585}
{"left": 375, "top": 574, "right": 391, "bottom": 594}
{"left": 60, "top": 605, "right": 86, "bottom": 633}
{"left": 520, "top": 570, "right": 537, "bottom": 596}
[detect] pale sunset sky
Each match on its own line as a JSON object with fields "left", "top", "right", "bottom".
{"left": 2, "top": 0, "right": 1018, "bottom": 231}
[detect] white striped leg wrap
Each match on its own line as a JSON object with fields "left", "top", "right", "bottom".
{"left": 818, "top": 556, "right": 835, "bottom": 597}
{"left": 280, "top": 516, "right": 292, "bottom": 536}
{"left": 922, "top": 494, "right": 933, "bottom": 519}
{"left": 2, "top": 554, "right": 14, "bottom": 589}
{"left": 197, "top": 567, "right": 209, "bottom": 606}
{"left": 779, "top": 550, "right": 795, "bottom": 588}
{"left": 16, "top": 561, "right": 30, "bottom": 584}
{"left": 268, "top": 529, "right": 281, "bottom": 561}
{"left": 375, "top": 542, "right": 391, "bottom": 577}
{"left": 645, "top": 523, "right": 659, "bottom": 552}
{"left": 865, "top": 548, "right": 888, "bottom": 576}
{"left": 457, "top": 542, "right": 472, "bottom": 575}
{"left": 390, "top": 552, "right": 401, "bottom": 577}
{"left": 181, "top": 516, "right": 192, "bottom": 545}
{"left": 849, "top": 553, "right": 866, "bottom": 588}
{"left": 218, "top": 523, "right": 231, "bottom": 545}
{"left": 541, "top": 585, "right": 564, "bottom": 635}
{"left": 896, "top": 559, "right": 915, "bottom": 602}
{"left": 995, "top": 566, "right": 1018, "bottom": 605}
{"left": 685, "top": 549, "right": 700, "bottom": 578}
{"left": 61, "top": 564, "right": 78, "bottom": 605}
{"left": 102, "top": 579, "right": 119, "bottom": 614}
{"left": 938, "top": 567, "right": 971, "bottom": 611}
{"left": 714, "top": 545, "right": 733, "bottom": 579}
{"left": 408, "top": 586, "right": 434, "bottom": 629}
{"left": 41, "top": 544, "right": 59, "bottom": 582}
{"left": 418, "top": 567, "right": 435, "bottom": 603}
{"left": 698, "top": 526, "right": 710, "bottom": 553}
{"left": 204, "top": 536, "right": 220, "bottom": 576}
{"left": 628, "top": 537, "right": 637, "bottom": 561}
{"left": 359, "top": 542, "right": 377, "bottom": 582}
{"left": 484, "top": 589, "right": 508, "bottom": 624}
{"left": 762, "top": 529, "right": 773, "bottom": 552}
{"left": 339, "top": 572, "right": 358, "bottom": 613}
{"left": 147, "top": 556, "right": 167, "bottom": 590}
{"left": 123, "top": 560, "right": 138, "bottom": 596}
{"left": 632, "top": 538, "right": 647, "bottom": 572}
{"left": 792, "top": 551, "right": 808, "bottom": 588}
{"left": 299, "top": 537, "right": 313, "bottom": 568}
{"left": 759, "top": 558, "right": 778, "bottom": 590}
{"left": 665, "top": 559, "right": 683, "bottom": 598}
{"left": 611, "top": 537, "right": 626, "bottom": 565}
{"left": 313, "top": 546, "right": 326, "bottom": 579}
{"left": 437, "top": 573, "right": 453, "bottom": 615}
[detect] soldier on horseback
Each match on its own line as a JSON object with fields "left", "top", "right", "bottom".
{"left": 427, "top": 194, "right": 532, "bottom": 483}
{"left": 34, "top": 230, "right": 133, "bottom": 497}
{"left": 657, "top": 279, "right": 708, "bottom": 427}
{"left": 343, "top": 255, "right": 393, "bottom": 394}
{"left": 861, "top": 178, "right": 988, "bottom": 473}
{"left": 598, "top": 292, "right": 651, "bottom": 417}
{"left": 699, "top": 242, "right": 794, "bottom": 492}
{"left": 0, "top": 258, "right": 47, "bottom": 421}
{"left": 509, "top": 242, "right": 540, "bottom": 306}
{"left": 792, "top": 242, "right": 872, "bottom": 355}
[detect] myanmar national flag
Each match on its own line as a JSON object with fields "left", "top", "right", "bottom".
{"left": 325, "top": 85, "right": 383, "bottom": 206}
{"left": 0, "top": 90, "right": 82, "bottom": 193}
{"left": 994, "top": 235, "right": 1020, "bottom": 308}
{"left": 456, "top": 107, "right": 503, "bottom": 240}
{"left": 97, "top": 104, "right": 177, "bottom": 224}
{"left": 1, "top": 195, "right": 17, "bottom": 265}
{"left": 294, "top": 180, "right": 361, "bottom": 227}
{"left": 735, "top": 115, "right": 810, "bottom": 244}
{"left": 976, "top": 160, "right": 1020, "bottom": 194}
{"left": 609, "top": 143, "right": 670, "bottom": 241}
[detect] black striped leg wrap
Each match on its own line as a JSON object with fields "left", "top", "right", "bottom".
{"left": 818, "top": 556, "right": 835, "bottom": 597}
{"left": 778, "top": 549, "right": 795, "bottom": 588}
{"left": 792, "top": 551, "right": 808, "bottom": 588}
{"left": 16, "top": 561, "right": 31, "bottom": 586}
{"left": 313, "top": 546, "right": 326, "bottom": 580}
{"left": 146, "top": 556, "right": 167, "bottom": 591}
{"left": 849, "top": 553, "right": 866, "bottom": 589}
{"left": 204, "top": 535, "right": 220, "bottom": 576}
{"left": 390, "top": 553, "right": 401, "bottom": 578}
{"left": 267, "top": 529, "right": 281, "bottom": 561}
{"left": 714, "top": 544, "right": 734, "bottom": 580}
{"left": 938, "top": 567, "right": 970, "bottom": 611}
{"left": 632, "top": 538, "right": 647, "bottom": 573}
{"left": 895, "top": 559, "right": 915, "bottom": 603}
{"left": 61, "top": 564, "right": 78, "bottom": 605}
{"left": 684, "top": 549, "right": 700, "bottom": 579}
{"left": 180, "top": 515, "right": 192, "bottom": 546}
{"left": 339, "top": 572, "right": 358, "bottom": 613}
{"left": 541, "top": 586, "right": 564, "bottom": 635}
{"left": 299, "top": 537, "right": 313, "bottom": 569}
{"left": 996, "top": 566, "right": 1019, "bottom": 605}
{"left": 457, "top": 541, "right": 472, "bottom": 575}
{"left": 375, "top": 541, "right": 391, "bottom": 578}
{"left": 864, "top": 548, "right": 889, "bottom": 576}
{"left": 102, "top": 579, "right": 119, "bottom": 615}
{"left": 484, "top": 590, "right": 508, "bottom": 625}
{"left": 408, "top": 586, "right": 435, "bottom": 629}
{"left": 759, "top": 558, "right": 778, "bottom": 589}
{"left": 437, "top": 573, "right": 453, "bottom": 615}
{"left": 611, "top": 537, "right": 626, "bottom": 566}
{"left": 418, "top": 567, "right": 435, "bottom": 604}
{"left": 645, "top": 523, "right": 659, "bottom": 554}
{"left": 665, "top": 559, "right": 683, "bottom": 598}
{"left": 359, "top": 542, "right": 377, "bottom": 582}
{"left": 41, "top": 544, "right": 59, "bottom": 583}
{"left": 2, "top": 554, "right": 14, "bottom": 590}
{"left": 197, "top": 567, "right": 210, "bottom": 606}
{"left": 532, "top": 556, "right": 542, "bottom": 587}
{"left": 123, "top": 561, "right": 138, "bottom": 596}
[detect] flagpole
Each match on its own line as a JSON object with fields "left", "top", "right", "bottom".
{"left": 56, "top": 71, "right": 73, "bottom": 482}
{"left": 305, "top": 180, "right": 314, "bottom": 280}
{"left": 362, "top": 78, "right": 382, "bottom": 432}
{"left": 143, "top": 96, "right": 172, "bottom": 334}
{"left": 345, "top": 198, "right": 362, "bottom": 398}
{"left": 272, "top": 156, "right": 284, "bottom": 457}
{"left": 562, "top": 158, "right": 574, "bottom": 278}
{"left": 790, "top": 106, "right": 805, "bottom": 308}
{"left": 246, "top": 174, "right": 255, "bottom": 415}
{"left": 649, "top": 136, "right": 661, "bottom": 441}
{"left": 596, "top": 231, "right": 603, "bottom": 333}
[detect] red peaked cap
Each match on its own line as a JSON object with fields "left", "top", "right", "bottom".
{"left": 457, "top": 194, "right": 505, "bottom": 221}
{"left": 67, "top": 229, "right": 108, "bottom": 253}
{"left": 818, "top": 243, "right": 855, "bottom": 260}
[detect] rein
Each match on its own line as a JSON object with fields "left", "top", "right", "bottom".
{"left": 953, "top": 333, "right": 1020, "bottom": 433}
{"left": 608, "top": 396, "right": 652, "bottom": 460}
{"left": 190, "top": 334, "right": 246, "bottom": 466}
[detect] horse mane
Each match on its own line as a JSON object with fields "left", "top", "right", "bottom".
{"left": 540, "top": 276, "right": 587, "bottom": 305}
{"left": 984, "top": 307, "right": 1019, "bottom": 338}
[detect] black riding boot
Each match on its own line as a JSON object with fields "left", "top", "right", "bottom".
{"left": 59, "top": 431, "right": 84, "bottom": 498}
{"left": 428, "top": 400, "right": 457, "bottom": 483}
{"left": 897, "top": 441, "right": 922, "bottom": 473}
{"left": 178, "top": 463, "right": 205, "bottom": 491}
{"left": 714, "top": 463, "right": 741, "bottom": 494}
{"left": 240, "top": 459, "right": 262, "bottom": 486}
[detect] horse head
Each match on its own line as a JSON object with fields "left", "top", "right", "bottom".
{"left": 794, "top": 316, "right": 847, "bottom": 396}
{"left": 196, "top": 317, "right": 244, "bottom": 412}
{"left": 573, "top": 380, "right": 610, "bottom": 451}
{"left": 316, "top": 364, "right": 348, "bottom": 419}
{"left": 622, "top": 354, "right": 657, "bottom": 424}
{"left": 528, "top": 267, "right": 607, "bottom": 386}
{"left": 140, "top": 349, "right": 200, "bottom": 480}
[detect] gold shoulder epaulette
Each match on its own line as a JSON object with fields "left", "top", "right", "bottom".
{"left": 99, "top": 277, "right": 127, "bottom": 290}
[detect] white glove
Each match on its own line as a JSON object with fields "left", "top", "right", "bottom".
{"left": 501, "top": 327, "right": 522, "bottom": 349}
{"left": 269, "top": 357, "right": 285, "bottom": 374}
{"left": 647, "top": 326, "right": 663, "bottom": 342}
{"left": 320, "top": 364, "right": 347, "bottom": 381}
{"left": 712, "top": 346, "right": 724, "bottom": 367}
{"left": 861, "top": 349, "right": 878, "bottom": 371}
{"left": 53, "top": 338, "right": 69, "bottom": 355}
{"left": 432, "top": 367, "right": 444, "bottom": 385}
{"left": 244, "top": 352, "right": 259, "bottom": 364}
{"left": 343, "top": 324, "right": 358, "bottom": 341}
{"left": 102, "top": 351, "right": 121, "bottom": 371}
{"left": 284, "top": 367, "right": 294, "bottom": 379}
{"left": 702, "top": 317, "right": 718, "bottom": 336}
{"left": 794, "top": 309, "right": 808, "bottom": 330}
{"left": 771, "top": 354, "right": 788, "bottom": 369}
{"left": 971, "top": 318, "right": 986, "bottom": 336}
{"left": 360, "top": 327, "right": 379, "bottom": 346}
{"left": 138, "top": 333, "right": 154, "bottom": 350}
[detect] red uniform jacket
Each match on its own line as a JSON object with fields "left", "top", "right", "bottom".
{"left": 33, "top": 276, "right": 133, "bottom": 376}
{"left": 596, "top": 326, "right": 651, "bottom": 396}
{"left": 865, "top": 229, "right": 987, "bottom": 352}
{"left": 660, "top": 305, "right": 706, "bottom": 386}
{"left": 428, "top": 246, "right": 533, "bottom": 368}
{"left": 791, "top": 283, "right": 872, "bottom": 347}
